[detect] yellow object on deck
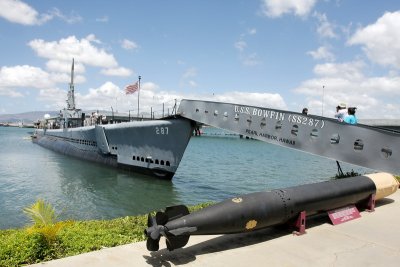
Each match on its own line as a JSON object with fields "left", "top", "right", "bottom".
{"left": 366, "top": 172, "right": 399, "bottom": 200}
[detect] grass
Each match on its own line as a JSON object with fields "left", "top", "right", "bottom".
{"left": 0, "top": 202, "right": 212, "bottom": 267}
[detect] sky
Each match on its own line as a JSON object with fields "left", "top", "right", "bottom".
{"left": 0, "top": 0, "right": 400, "bottom": 119}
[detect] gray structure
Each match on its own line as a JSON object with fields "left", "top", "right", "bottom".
{"left": 32, "top": 61, "right": 400, "bottom": 179}
{"left": 33, "top": 60, "right": 193, "bottom": 179}
{"left": 178, "top": 99, "right": 400, "bottom": 174}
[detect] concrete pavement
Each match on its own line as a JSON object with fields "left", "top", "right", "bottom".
{"left": 31, "top": 191, "right": 400, "bottom": 267}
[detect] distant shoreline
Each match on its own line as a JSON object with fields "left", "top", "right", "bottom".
{"left": 0, "top": 123, "right": 35, "bottom": 128}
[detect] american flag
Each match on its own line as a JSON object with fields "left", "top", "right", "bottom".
{"left": 125, "top": 81, "right": 139, "bottom": 94}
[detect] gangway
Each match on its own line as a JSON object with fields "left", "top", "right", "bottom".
{"left": 178, "top": 99, "right": 400, "bottom": 174}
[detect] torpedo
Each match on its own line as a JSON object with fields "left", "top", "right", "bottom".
{"left": 144, "top": 173, "right": 398, "bottom": 251}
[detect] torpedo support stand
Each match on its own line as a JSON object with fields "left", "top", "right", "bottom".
{"left": 292, "top": 211, "right": 307, "bottom": 236}
{"left": 366, "top": 193, "right": 376, "bottom": 212}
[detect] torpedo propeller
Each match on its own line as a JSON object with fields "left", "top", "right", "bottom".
{"left": 144, "top": 205, "right": 192, "bottom": 251}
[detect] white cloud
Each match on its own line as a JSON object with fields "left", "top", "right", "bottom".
{"left": 48, "top": 8, "right": 82, "bottom": 24}
{"left": 234, "top": 40, "right": 247, "bottom": 52}
{"left": 101, "top": 67, "right": 133, "bottom": 77}
{"left": 348, "top": 11, "right": 400, "bottom": 69}
{"left": 313, "top": 61, "right": 364, "bottom": 80}
{"left": 28, "top": 35, "right": 132, "bottom": 80}
{"left": 307, "top": 46, "right": 335, "bottom": 61}
{"left": 0, "top": 64, "right": 88, "bottom": 99}
{"left": 0, "top": 0, "right": 81, "bottom": 25}
{"left": 0, "top": 88, "right": 23, "bottom": 98}
{"left": 293, "top": 61, "right": 400, "bottom": 119}
{"left": 121, "top": 39, "right": 139, "bottom": 50}
{"left": 261, "top": 0, "right": 317, "bottom": 18}
{"left": 0, "top": 65, "right": 53, "bottom": 89}
{"left": 28, "top": 35, "right": 118, "bottom": 68}
{"left": 235, "top": 28, "right": 260, "bottom": 66}
{"left": 0, "top": 0, "right": 48, "bottom": 25}
{"left": 21, "top": 72, "right": 287, "bottom": 118}
{"left": 46, "top": 59, "right": 85, "bottom": 74}
{"left": 313, "top": 12, "right": 337, "bottom": 38}
{"left": 0, "top": 65, "right": 54, "bottom": 97}
{"left": 83, "top": 82, "right": 120, "bottom": 98}
{"left": 179, "top": 67, "right": 198, "bottom": 88}
{"left": 49, "top": 72, "right": 86, "bottom": 85}
{"left": 37, "top": 87, "right": 67, "bottom": 109}
{"left": 73, "top": 81, "right": 287, "bottom": 117}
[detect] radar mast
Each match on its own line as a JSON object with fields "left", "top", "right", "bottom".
{"left": 67, "top": 58, "right": 76, "bottom": 110}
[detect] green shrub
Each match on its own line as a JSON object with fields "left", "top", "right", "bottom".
{"left": 0, "top": 230, "right": 49, "bottom": 266}
{"left": 0, "top": 202, "right": 214, "bottom": 265}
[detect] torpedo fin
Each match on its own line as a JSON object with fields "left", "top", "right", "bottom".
{"left": 166, "top": 234, "right": 190, "bottom": 251}
{"left": 165, "top": 205, "right": 189, "bottom": 220}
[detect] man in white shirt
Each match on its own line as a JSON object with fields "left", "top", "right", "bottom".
{"left": 334, "top": 103, "right": 347, "bottom": 122}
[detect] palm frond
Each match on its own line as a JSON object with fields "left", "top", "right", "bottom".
{"left": 23, "top": 199, "right": 57, "bottom": 226}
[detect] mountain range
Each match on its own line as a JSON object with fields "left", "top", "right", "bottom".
{"left": 0, "top": 111, "right": 57, "bottom": 123}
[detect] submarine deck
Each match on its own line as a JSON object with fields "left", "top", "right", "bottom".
{"left": 30, "top": 190, "right": 400, "bottom": 267}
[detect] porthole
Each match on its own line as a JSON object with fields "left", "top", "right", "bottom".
{"left": 166, "top": 161, "right": 170, "bottom": 166}
{"left": 354, "top": 139, "right": 364, "bottom": 151}
{"left": 141, "top": 157, "right": 144, "bottom": 162}
{"left": 381, "top": 147, "right": 392, "bottom": 159}
{"left": 310, "top": 129, "right": 319, "bottom": 138}
{"left": 260, "top": 118, "right": 267, "bottom": 129}
{"left": 330, "top": 133, "right": 340, "bottom": 144}
{"left": 275, "top": 121, "right": 282, "bottom": 131}
{"left": 160, "top": 160, "right": 165, "bottom": 165}
{"left": 291, "top": 125, "right": 299, "bottom": 136}
{"left": 195, "top": 108, "right": 199, "bottom": 112}
{"left": 155, "top": 159, "right": 159, "bottom": 164}
{"left": 132, "top": 155, "right": 135, "bottom": 160}
{"left": 247, "top": 116, "right": 252, "bottom": 127}
{"left": 223, "top": 112, "right": 228, "bottom": 121}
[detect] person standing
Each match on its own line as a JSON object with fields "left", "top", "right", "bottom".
{"left": 334, "top": 103, "right": 347, "bottom": 122}
{"left": 302, "top": 108, "right": 308, "bottom": 115}
{"left": 344, "top": 107, "right": 357, "bottom": 124}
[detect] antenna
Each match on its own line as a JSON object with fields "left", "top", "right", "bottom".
{"left": 67, "top": 58, "right": 76, "bottom": 110}
{"left": 71, "top": 58, "right": 74, "bottom": 85}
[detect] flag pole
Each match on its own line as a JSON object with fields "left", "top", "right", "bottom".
{"left": 137, "top": 76, "right": 141, "bottom": 119}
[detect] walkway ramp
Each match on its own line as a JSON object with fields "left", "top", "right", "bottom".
{"left": 178, "top": 99, "right": 400, "bottom": 174}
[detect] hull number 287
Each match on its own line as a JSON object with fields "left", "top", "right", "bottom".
{"left": 155, "top": 126, "right": 169, "bottom": 135}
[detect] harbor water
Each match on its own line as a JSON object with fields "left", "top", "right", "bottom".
{"left": 0, "top": 126, "right": 371, "bottom": 229}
